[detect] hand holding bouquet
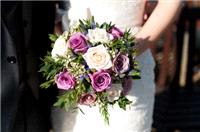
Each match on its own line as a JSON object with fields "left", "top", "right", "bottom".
{"left": 40, "top": 17, "right": 140, "bottom": 124}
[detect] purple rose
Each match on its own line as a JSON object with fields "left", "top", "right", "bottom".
{"left": 55, "top": 71, "right": 76, "bottom": 90}
{"left": 79, "top": 93, "right": 97, "bottom": 106}
{"left": 89, "top": 71, "right": 111, "bottom": 92}
{"left": 110, "top": 27, "right": 123, "bottom": 39}
{"left": 113, "top": 53, "right": 130, "bottom": 74}
{"left": 69, "top": 33, "right": 88, "bottom": 54}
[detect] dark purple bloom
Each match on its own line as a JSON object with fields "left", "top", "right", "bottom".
{"left": 122, "top": 77, "right": 132, "bottom": 95}
{"left": 55, "top": 71, "right": 76, "bottom": 90}
{"left": 110, "top": 27, "right": 123, "bottom": 39}
{"left": 90, "top": 22, "right": 96, "bottom": 29}
{"left": 79, "top": 93, "right": 97, "bottom": 105}
{"left": 89, "top": 70, "right": 111, "bottom": 92}
{"left": 69, "top": 33, "right": 88, "bottom": 54}
{"left": 113, "top": 53, "right": 130, "bottom": 74}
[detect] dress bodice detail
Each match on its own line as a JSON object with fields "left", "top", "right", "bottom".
{"left": 68, "top": 0, "right": 145, "bottom": 35}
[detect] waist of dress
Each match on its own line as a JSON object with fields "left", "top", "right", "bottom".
{"left": 118, "top": 26, "right": 155, "bottom": 69}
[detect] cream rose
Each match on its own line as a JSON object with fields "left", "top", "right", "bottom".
{"left": 107, "top": 83, "right": 123, "bottom": 102}
{"left": 83, "top": 44, "right": 112, "bottom": 70}
{"left": 87, "top": 28, "right": 113, "bottom": 43}
{"left": 51, "top": 36, "right": 68, "bottom": 60}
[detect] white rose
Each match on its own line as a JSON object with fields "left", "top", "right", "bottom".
{"left": 51, "top": 36, "right": 68, "bottom": 60}
{"left": 87, "top": 28, "right": 113, "bottom": 43}
{"left": 83, "top": 44, "right": 112, "bottom": 70}
{"left": 107, "top": 83, "right": 123, "bottom": 102}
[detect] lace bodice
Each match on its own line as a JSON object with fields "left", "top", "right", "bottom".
{"left": 68, "top": 0, "right": 145, "bottom": 34}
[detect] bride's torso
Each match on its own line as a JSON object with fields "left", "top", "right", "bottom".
{"left": 68, "top": 0, "right": 145, "bottom": 34}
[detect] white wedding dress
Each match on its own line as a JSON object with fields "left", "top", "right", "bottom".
{"left": 52, "top": 0, "right": 155, "bottom": 132}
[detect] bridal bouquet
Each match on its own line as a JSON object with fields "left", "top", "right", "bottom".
{"left": 39, "top": 17, "right": 140, "bottom": 124}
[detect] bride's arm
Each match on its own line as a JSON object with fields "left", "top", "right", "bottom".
{"left": 135, "top": 0, "right": 182, "bottom": 53}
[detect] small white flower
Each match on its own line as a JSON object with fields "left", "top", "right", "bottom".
{"left": 83, "top": 44, "right": 112, "bottom": 70}
{"left": 62, "top": 31, "right": 69, "bottom": 39}
{"left": 51, "top": 36, "right": 68, "bottom": 60}
{"left": 107, "top": 83, "right": 123, "bottom": 102}
{"left": 87, "top": 28, "right": 113, "bottom": 43}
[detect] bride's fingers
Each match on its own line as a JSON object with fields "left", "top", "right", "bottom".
{"left": 134, "top": 38, "right": 149, "bottom": 56}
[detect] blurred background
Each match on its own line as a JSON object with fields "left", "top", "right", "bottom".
{"left": 145, "top": 1, "right": 200, "bottom": 132}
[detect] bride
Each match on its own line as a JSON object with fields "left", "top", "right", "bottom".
{"left": 51, "top": 0, "right": 181, "bottom": 132}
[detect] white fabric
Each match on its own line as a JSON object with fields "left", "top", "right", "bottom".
{"left": 52, "top": 0, "right": 156, "bottom": 132}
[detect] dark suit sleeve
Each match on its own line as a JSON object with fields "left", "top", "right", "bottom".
{"left": 1, "top": 2, "right": 26, "bottom": 132}
{"left": 1, "top": 2, "right": 56, "bottom": 132}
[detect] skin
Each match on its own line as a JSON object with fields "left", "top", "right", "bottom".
{"left": 135, "top": 0, "right": 182, "bottom": 55}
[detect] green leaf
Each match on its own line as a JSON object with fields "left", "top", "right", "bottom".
{"left": 40, "top": 79, "right": 55, "bottom": 89}
{"left": 134, "top": 61, "right": 139, "bottom": 65}
{"left": 78, "top": 107, "right": 85, "bottom": 115}
{"left": 49, "top": 34, "right": 58, "bottom": 42}
{"left": 79, "top": 19, "right": 85, "bottom": 26}
{"left": 117, "top": 96, "right": 132, "bottom": 110}
{"left": 99, "top": 103, "right": 110, "bottom": 125}
{"left": 53, "top": 81, "right": 86, "bottom": 111}
{"left": 85, "top": 76, "right": 91, "bottom": 83}
{"left": 39, "top": 52, "right": 65, "bottom": 89}
{"left": 96, "top": 22, "right": 100, "bottom": 28}
{"left": 100, "top": 22, "right": 107, "bottom": 29}
{"left": 128, "top": 70, "right": 141, "bottom": 77}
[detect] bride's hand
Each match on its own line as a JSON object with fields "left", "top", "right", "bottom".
{"left": 134, "top": 0, "right": 181, "bottom": 56}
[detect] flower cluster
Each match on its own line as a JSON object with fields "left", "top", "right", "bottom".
{"left": 40, "top": 17, "right": 141, "bottom": 124}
